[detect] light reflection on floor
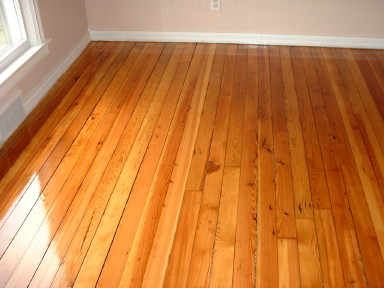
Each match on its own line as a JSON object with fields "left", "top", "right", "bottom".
{"left": 0, "top": 173, "right": 61, "bottom": 287}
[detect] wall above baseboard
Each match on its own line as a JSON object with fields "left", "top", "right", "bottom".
{"left": 89, "top": 30, "right": 384, "bottom": 49}
{"left": 23, "top": 33, "right": 91, "bottom": 114}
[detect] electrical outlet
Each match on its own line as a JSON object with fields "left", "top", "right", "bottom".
{"left": 210, "top": 0, "right": 221, "bottom": 11}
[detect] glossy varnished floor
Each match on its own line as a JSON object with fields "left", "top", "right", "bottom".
{"left": 1, "top": 42, "right": 384, "bottom": 287}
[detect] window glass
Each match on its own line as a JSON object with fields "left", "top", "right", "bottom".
{"left": 0, "top": 0, "right": 26, "bottom": 58}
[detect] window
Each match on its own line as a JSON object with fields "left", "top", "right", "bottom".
{"left": 0, "top": 0, "right": 27, "bottom": 70}
{"left": 0, "top": 0, "right": 46, "bottom": 79}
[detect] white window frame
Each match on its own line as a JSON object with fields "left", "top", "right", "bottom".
{"left": 0, "top": 0, "right": 48, "bottom": 88}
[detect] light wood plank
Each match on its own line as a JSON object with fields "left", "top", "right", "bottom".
{"left": 0, "top": 43, "right": 133, "bottom": 285}
{"left": 278, "top": 239, "right": 301, "bottom": 288}
{"left": 95, "top": 44, "right": 191, "bottom": 288}
{"left": 140, "top": 43, "right": 216, "bottom": 287}
{"left": 185, "top": 44, "right": 226, "bottom": 190}
{"left": 210, "top": 167, "right": 241, "bottom": 288}
{"left": 311, "top": 48, "right": 355, "bottom": 166}
{"left": 30, "top": 43, "right": 180, "bottom": 288}
{"left": 280, "top": 46, "right": 313, "bottom": 219}
{"left": 224, "top": 45, "right": 246, "bottom": 167}
{"left": 341, "top": 165, "right": 384, "bottom": 288}
{"left": 0, "top": 42, "right": 120, "bottom": 226}
{"left": 0, "top": 43, "right": 383, "bottom": 287}
{"left": 232, "top": 45, "right": 258, "bottom": 288}
{"left": 164, "top": 45, "right": 226, "bottom": 288}
{"left": 113, "top": 44, "right": 209, "bottom": 288}
{"left": 352, "top": 50, "right": 384, "bottom": 119}
{"left": 314, "top": 209, "right": 345, "bottom": 288}
{"left": 3, "top": 43, "right": 144, "bottom": 288}
{"left": 321, "top": 47, "right": 384, "bottom": 261}
{"left": 296, "top": 219, "right": 323, "bottom": 288}
{"left": 256, "top": 47, "right": 278, "bottom": 288}
{"left": 0, "top": 43, "right": 96, "bottom": 178}
{"left": 337, "top": 49, "right": 384, "bottom": 152}
{"left": 163, "top": 190, "right": 203, "bottom": 288}
{"left": 290, "top": 47, "right": 330, "bottom": 209}
{"left": 185, "top": 45, "right": 237, "bottom": 288}
{"left": 49, "top": 44, "right": 173, "bottom": 288}
{"left": 67, "top": 43, "right": 168, "bottom": 288}
{"left": 303, "top": 46, "right": 368, "bottom": 287}
{"left": 269, "top": 46, "right": 297, "bottom": 238}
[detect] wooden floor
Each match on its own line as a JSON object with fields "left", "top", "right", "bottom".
{"left": 0, "top": 42, "right": 384, "bottom": 288}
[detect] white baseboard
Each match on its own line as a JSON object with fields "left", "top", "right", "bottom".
{"left": 0, "top": 33, "right": 91, "bottom": 146}
{"left": 89, "top": 30, "right": 384, "bottom": 49}
{"left": 23, "top": 33, "right": 91, "bottom": 113}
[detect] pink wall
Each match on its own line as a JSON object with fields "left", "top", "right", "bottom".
{"left": 85, "top": 0, "right": 384, "bottom": 38}
{"left": 19, "top": 0, "right": 89, "bottom": 96}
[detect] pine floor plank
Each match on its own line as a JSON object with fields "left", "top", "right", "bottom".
{"left": 0, "top": 42, "right": 383, "bottom": 288}
{"left": 311, "top": 48, "right": 355, "bottom": 166}
{"left": 46, "top": 43, "right": 166, "bottom": 288}
{"left": 0, "top": 43, "right": 96, "bottom": 178}
{"left": 333, "top": 49, "right": 384, "bottom": 194}
{"left": 314, "top": 209, "right": 345, "bottom": 287}
{"left": 269, "top": 46, "right": 297, "bottom": 238}
{"left": 0, "top": 42, "right": 119, "bottom": 225}
{"left": 352, "top": 49, "right": 384, "bottom": 119}
{"left": 3, "top": 43, "right": 142, "bottom": 288}
{"left": 115, "top": 44, "right": 209, "bottom": 288}
{"left": 341, "top": 165, "right": 384, "bottom": 288}
{"left": 0, "top": 43, "right": 127, "bottom": 276}
{"left": 95, "top": 43, "right": 190, "bottom": 288}
{"left": 280, "top": 46, "right": 313, "bottom": 219}
{"left": 321, "top": 48, "right": 384, "bottom": 262}
{"left": 0, "top": 44, "right": 125, "bottom": 243}
{"left": 140, "top": 43, "right": 216, "bottom": 287}
{"left": 232, "top": 45, "right": 258, "bottom": 288}
{"left": 210, "top": 167, "right": 241, "bottom": 288}
{"left": 68, "top": 43, "right": 167, "bottom": 288}
{"left": 337, "top": 49, "right": 384, "bottom": 152}
{"left": 224, "top": 45, "right": 246, "bottom": 167}
{"left": 164, "top": 45, "right": 225, "bottom": 288}
{"left": 163, "top": 190, "right": 203, "bottom": 288}
{"left": 304, "top": 47, "right": 368, "bottom": 287}
{"left": 185, "top": 44, "right": 237, "bottom": 288}
{"left": 290, "top": 47, "right": 330, "bottom": 210}
{"left": 48, "top": 43, "right": 175, "bottom": 288}
{"left": 185, "top": 44, "right": 226, "bottom": 191}
{"left": 256, "top": 46, "right": 278, "bottom": 288}
{"left": 277, "top": 239, "right": 301, "bottom": 288}
{"left": 31, "top": 43, "right": 180, "bottom": 288}
{"left": 296, "top": 219, "right": 323, "bottom": 288}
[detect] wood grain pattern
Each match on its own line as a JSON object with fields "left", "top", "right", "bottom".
{"left": 314, "top": 209, "right": 345, "bottom": 287}
{"left": 280, "top": 46, "right": 314, "bottom": 219}
{"left": 0, "top": 42, "right": 383, "bottom": 288}
{"left": 141, "top": 43, "right": 216, "bottom": 287}
{"left": 270, "top": 46, "right": 297, "bottom": 239}
{"left": 163, "top": 190, "right": 203, "bottom": 288}
{"left": 256, "top": 46, "right": 278, "bottom": 288}
{"left": 185, "top": 44, "right": 236, "bottom": 288}
{"left": 232, "top": 45, "right": 258, "bottom": 288}
{"left": 296, "top": 219, "right": 323, "bottom": 288}
{"left": 210, "top": 167, "right": 241, "bottom": 288}
{"left": 278, "top": 239, "right": 301, "bottom": 288}
{"left": 96, "top": 43, "right": 190, "bottom": 288}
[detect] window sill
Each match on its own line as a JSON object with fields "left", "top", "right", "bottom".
{"left": 0, "top": 40, "right": 50, "bottom": 99}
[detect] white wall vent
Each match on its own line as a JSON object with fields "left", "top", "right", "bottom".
{"left": 0, "top": 89, "right": 26, "bottom": 145}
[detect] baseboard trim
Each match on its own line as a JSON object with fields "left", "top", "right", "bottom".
{"left": 23, "top": 33, "right": 91, "bottom": 114}
{"left": 89, "top": 30, "right": 384, "bottom": 49}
